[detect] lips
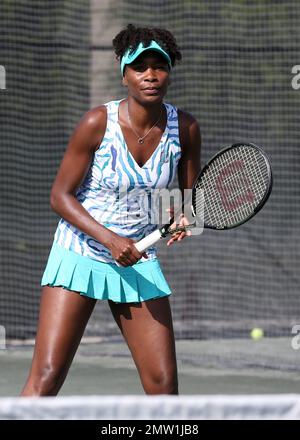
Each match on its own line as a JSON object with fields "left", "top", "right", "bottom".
{"left": 142, "top": 87, "right": 160, "bottom": 95}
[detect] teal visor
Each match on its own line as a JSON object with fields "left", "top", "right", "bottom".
{"left": 120, "top": 40, "right": 172, "bottom": 76}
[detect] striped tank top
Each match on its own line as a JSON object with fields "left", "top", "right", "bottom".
{"left": 53, "top": 99, "right": 182, "bottom": 263}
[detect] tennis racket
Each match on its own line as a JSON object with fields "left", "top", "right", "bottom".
{"left": 134, "top": 142, "right": 273, "bottom": 253}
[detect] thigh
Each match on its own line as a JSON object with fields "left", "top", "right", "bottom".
{"left": 108, "top": 296, "right": 177, "bottom": 383}
{"left": 30, "top": 286, "right": 97, "bottom": 374}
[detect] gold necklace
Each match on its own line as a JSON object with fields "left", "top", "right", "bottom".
{"left": 127, "top": 102, "right": 163, "bottom": 144}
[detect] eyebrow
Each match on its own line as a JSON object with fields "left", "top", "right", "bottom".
{"left": 131, "top": 59, "right": 168, "bottom": 66}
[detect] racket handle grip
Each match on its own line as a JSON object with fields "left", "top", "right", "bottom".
{"left": 134, "top": 229, "right": 163, "bottom": 253}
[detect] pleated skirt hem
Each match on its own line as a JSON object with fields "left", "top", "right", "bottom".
{"left": 41, "top": 242, "right": 172, "bottom": 303}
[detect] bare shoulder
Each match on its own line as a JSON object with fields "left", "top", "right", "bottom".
{"left": 177, "top": 108, "right": 199, "bottom": 129}
{"left": 79, "top": 105, "right": 107, "bottom": 133}
{"left": 177, "top": 108, "right": 201, "bottom": 154}
{"left": 73, "top": 105, "right": 107, "bottom": 152}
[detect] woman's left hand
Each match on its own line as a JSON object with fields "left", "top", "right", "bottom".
{"left": 166, "top": 208, "right": 192, "bottom": 246}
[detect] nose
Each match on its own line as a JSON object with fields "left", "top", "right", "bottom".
{"left": 144, "top": 67, "right": 158, "bottom": 82}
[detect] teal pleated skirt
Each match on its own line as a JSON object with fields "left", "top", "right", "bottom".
{"left": 41, "top": 241, "right": 172, "bottom": 303}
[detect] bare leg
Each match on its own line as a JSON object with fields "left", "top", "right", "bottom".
{"left": 108, "top": 296, "right": 178, "bottom": 395}
{"left": 20, "top": 286, "right": 97, "bottom": 396}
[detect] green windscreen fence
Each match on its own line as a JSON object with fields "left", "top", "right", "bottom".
{"left": 1, "top": 1, "right": 299, "bottom": 347}
{"left": 0, "top": 1, "right": 90, "bottom": 337}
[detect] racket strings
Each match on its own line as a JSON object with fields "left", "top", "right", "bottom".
{"left": 195, "top": 145, "right": 270, "bottom": 229}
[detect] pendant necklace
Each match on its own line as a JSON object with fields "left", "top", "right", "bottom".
{"left": 127, "top": 102, "right": 163, "bottom": 144}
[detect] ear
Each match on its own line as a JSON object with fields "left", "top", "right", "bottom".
{"left": 122, "top": 76, "right": 128, "bottom": 87}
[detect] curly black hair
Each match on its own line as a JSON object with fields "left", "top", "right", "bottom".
{"left": 112, "top": 23, "right": 182, "bottom": 68}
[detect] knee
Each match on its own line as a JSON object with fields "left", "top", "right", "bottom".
{"left": 26, "top": 363, "right": 67, "bottom": 396}
{"left": 142, "top": 369, "right": 178, "bottom": 395}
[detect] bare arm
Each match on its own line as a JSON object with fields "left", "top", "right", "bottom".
{"left": 50, "top": 106, "right": 147, "bottom": 266}
{"left": 50, "top": 106, "right": 116, "bottom": 248}
{"left": 177, "top": 109, "right": 201, "bottom": 195}
{"left": 166, "top": 110, "right": 201, "bottom": 245}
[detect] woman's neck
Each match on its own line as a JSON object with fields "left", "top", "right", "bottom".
{"left": 125, "top": 97, "right": 165, "bottom": 131}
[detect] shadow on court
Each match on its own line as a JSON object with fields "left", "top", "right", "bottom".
{"left": 1, "top": 338, "right": 300, "bottom": 396}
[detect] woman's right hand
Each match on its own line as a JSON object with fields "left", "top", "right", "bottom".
{"left": 106, "top": 234, "right": 148, "bottom": 267}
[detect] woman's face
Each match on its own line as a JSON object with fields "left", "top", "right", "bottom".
{"left": 122, "top": 50, "right": 171, "bottom": 104}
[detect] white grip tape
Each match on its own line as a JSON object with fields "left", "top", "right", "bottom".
{"left": 134, "top": 229, "right": 163, "bottom": 253}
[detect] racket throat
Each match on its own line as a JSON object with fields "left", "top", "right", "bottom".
{"left": 160, "top": 224, "right": 171, "bottom": 237}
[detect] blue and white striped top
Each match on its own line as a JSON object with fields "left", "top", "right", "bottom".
{"left": 53, "top": 99, "right": 182, "bottom": 263}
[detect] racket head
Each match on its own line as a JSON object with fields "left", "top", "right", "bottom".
{"left": 192, "top": 142, "right": 273, "bottom": 230}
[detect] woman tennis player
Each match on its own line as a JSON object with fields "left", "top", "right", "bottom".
{"left": 21, "top": 24, "right": 201, "bottom": 396}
